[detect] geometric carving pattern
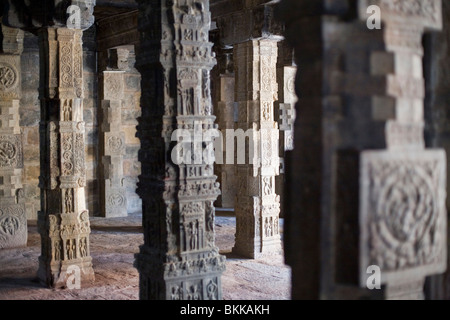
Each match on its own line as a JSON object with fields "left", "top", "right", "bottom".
{"left": 0, "top": 63, "right": 18, "bottom": 90}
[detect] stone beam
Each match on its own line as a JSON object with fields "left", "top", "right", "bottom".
{"left": 96, "top": 10, "right": 139, "bottom": 52}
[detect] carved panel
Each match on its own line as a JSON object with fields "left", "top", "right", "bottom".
{"left": 360, "top": 150, "right": 447, "bottom": 285}
{"left": 0, "top": 203, "right": 27, "bottom": 248}
{"left": 0, "top": 134, "right": 23, "bottom": 169}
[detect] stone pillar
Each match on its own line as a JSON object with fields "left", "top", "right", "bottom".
{"left": 232, "top": 39, "right": 281, "bottom": 259}
{"left": 37, "top": 27, "right": 94, "bottom": 288}
{"left": 99, "top": 49, "right": 128, "bottom": 218}
{"left": 358, "top": 0, "right": 446, "bottom": 300}
{"left": 215, "top": 68, "right": 236, "bottom": 208}
{"left": 134, "top": 0, "right": 225, "bottom": 300}
{"left": 0, "top": 25, "right": 26, "bottom": 249}
{"left": 276, "top": 0, "right": 446, "bottom": 299}
{"left": 275, "top": 45, "right": 296, "bottom": 218}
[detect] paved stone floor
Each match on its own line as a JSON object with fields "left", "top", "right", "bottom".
{"left": 0, "top": 213, "right": 291, "bottom": 300}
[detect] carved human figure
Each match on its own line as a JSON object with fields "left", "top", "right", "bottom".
{"left": 67, "top": 239, "right": 73, "bottom": 260}
{"left": 63, "top": 100, "right": 72, "bottom": 121}
{"left": 65, "top": 189, "right": 73, "bottom": 213}
{"left": 264, "top": 217, "right": 270, "bottom": 237}
{"left": 171, "top": 286, "right": 181, "bottom": 300}
{"left": 72, "top": 242, "right": 77, "bottom": 259}
{"left": 54, "top": 240, "right": 61, "bottom": 261}
{"left": 80, "top": 237, "right": 87, "bottom": 257}
{"left": 190, "top": 221, "right": 198, "bottom": 250}
{"left": 207, "top": 280, "right": 217, "bottom": 300}
{"left": 190, "top": 284, "right": 201, "bottom": 300}
{"left": 202, "top": 69, "right": 210, "bottom": 99}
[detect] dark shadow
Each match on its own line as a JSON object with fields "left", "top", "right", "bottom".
{"left": 0, "top": 276, "right": 44, "bottom": 289}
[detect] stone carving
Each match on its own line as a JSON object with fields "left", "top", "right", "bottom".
{"left": 100, "top": 70, "right": 127, "bottom": 217}
{"left": 109, "top": 193, "right": 125, "bottom": 207}
{"left": 108, "top": 136, "right": 123, "bottom": 154}
{"left": 360, "top": 150, "right": 447, "bottom": 297}
{"left": 0, "top": 135, "right": 23, "bottom": 168}
{"left": 0, "top": 29, "right": 25, "bottom": 250}
{"left": 135, "top": 0, "right": 224, "bottom": 300}
{"left": 233, "top": 40, "right": 281, "bottom": 259}
{"left": 0, "top": 216, "right": 19, "bottom": 235}
{"left": 354, "top": 0, "right": 446, "bottom": 300}
{"left": 37, "top": 27, "right": 94, "bottom": 288}
{"left": 0, "top": 204, "right": 26, "bottom": 248}
{"left": 0, "top": 63, "right": 17, "bottom": 90}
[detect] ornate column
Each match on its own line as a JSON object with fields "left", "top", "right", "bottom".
{"left": 358, "top": 0, "right": 446, "bottom": 300}
{"left": 0, "top": 25, "right": 25, "bottom": 249}
{"left": 275, "top": 42, "right": 296, "bottom": 218}
{"left": 99, "top": 49, "right": 128, "bottom": 218}
{"left": 134, "top": 0, "right": 225, "bottom": 300}
{"left": 214, "top": 48, "right": 235, "bottom": 208}
{"left": 232, "top": 39, "right": 281, "bottom": 259}
{"left": 276, "top": 0, "right": 446, "bottom": 299}
{"left": 36, "top": 27, "right": 95, "bottom": 288}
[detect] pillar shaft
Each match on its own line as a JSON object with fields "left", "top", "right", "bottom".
{"left": 277, "top": 0, "right": 446, "bottom": 299}
{"left": 215, "top": 72, "right": 235, "bottom": 208}
{"left": 134, "top": 0, "right": 225, "bottom": 300}
{"left": 232, "top": 39, "right": 281, "bottom": 259}
{"left": 0, "top": 25, "right": 26, "bottom": 249}
{"left": 100, "top": 68, "right": 127, "bottom": 217}
{"left": 37, "top": 27, "right": 94, "bottom": 288}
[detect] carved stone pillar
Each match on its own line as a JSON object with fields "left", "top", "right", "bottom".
{"left": 99, "top": 50, "right": 127, "bottom": 217}
{"left": 134, "top": 0, "right": 226, "bottom": 300}
{"left": 358, "top": 0, "right": 446, "bottom": 300}
{"left": 232, "top": 39, "right": 281, "bottom": 259}
{"left": 37, "top": 27, "right": 94, "bottom": 288}
{"left": 276, "top": 0, "right": 446, "bottom": 299}
{"left": 275, "top": 57, "right": 296, "bottom": 218}
{"left": 215, "top": 65, "right": 236, "bottom": 208}
{"left": 0, "top": 25, "right": 25, "bottom": 249}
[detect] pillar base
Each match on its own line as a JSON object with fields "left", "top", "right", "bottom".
{"left": 232, "top": 238, "right": 282, "bottom": 259}
{"left": 37, "top": 256, "right": 95, "bottom": 289}
{"left": 135, "top": 246, "right": 226, "bottom": 300}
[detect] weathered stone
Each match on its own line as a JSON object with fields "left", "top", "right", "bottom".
{"left": 36, "top": 27, "right": 95, "bottom": 288}
{"left": 0, "top": 24, "right": 26, "bottom": 250}
{"left": 276, "top": 0, "right": 446, "bottom": 300}
{"left": 99, "top": 69, "right": 128, "bottom": 218}
{"left": 232, "top": 39, "right": 282, "bottom": 259}
{"left": 134, "top": 0, "right": 225, "bottom": 300}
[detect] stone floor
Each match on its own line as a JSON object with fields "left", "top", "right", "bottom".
{"left": 0, "top": 212, "right": 291, "bottom": 300}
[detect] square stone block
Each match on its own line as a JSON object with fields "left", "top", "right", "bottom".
{"left": 359, "top": 149, "right": 447, "bottom": 286}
